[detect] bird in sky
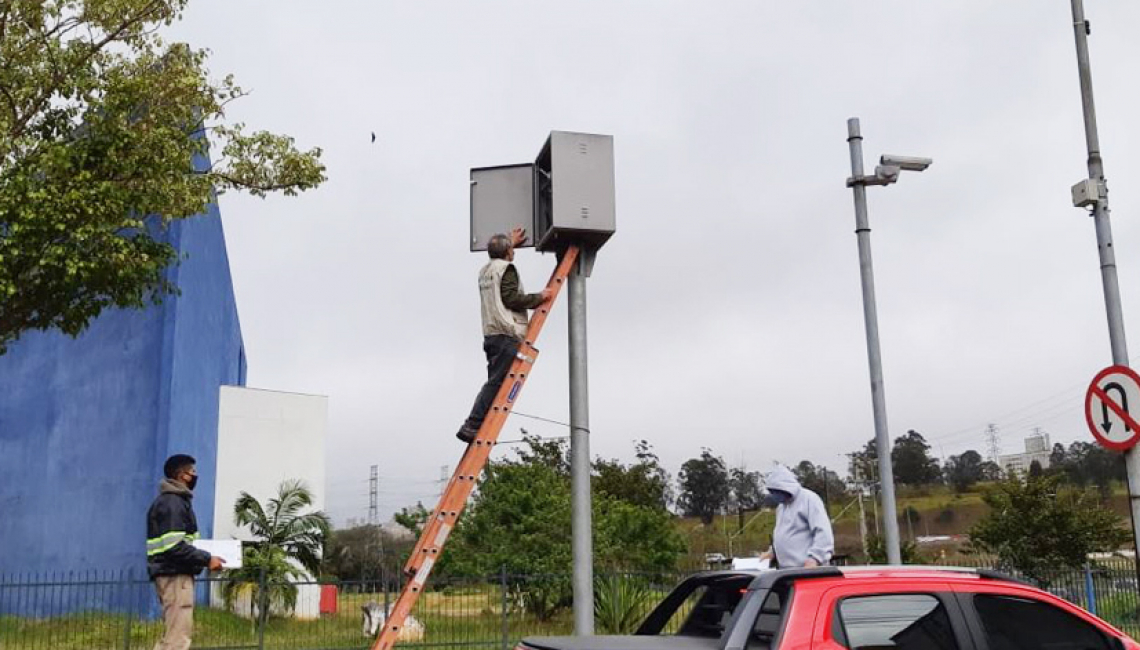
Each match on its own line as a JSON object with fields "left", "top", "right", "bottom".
{"left": 371, "top": 132, "right": 376, "bottom": 143}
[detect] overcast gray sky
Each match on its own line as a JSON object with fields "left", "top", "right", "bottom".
{"left": 168, "top": 2, "right": 1140, "bottom": 526}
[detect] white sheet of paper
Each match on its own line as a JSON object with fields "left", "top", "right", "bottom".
{"left": 192, "top": 539, "right": 243, "bottom": 568}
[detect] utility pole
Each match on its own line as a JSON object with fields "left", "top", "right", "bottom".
{"left": 846, "top": 119, "right": 930, "bottom": 565}
{"left": 848, "top": 454, "right": 870, "bottom": 559}
{"left": 569, "top": 248, "right": 595, "bottom": 635}
{"left": 1068, "top": 0, "right": 1140, "bottom": 572}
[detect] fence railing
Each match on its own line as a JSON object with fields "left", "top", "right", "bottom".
{"left": 1, "top": 562, "right": 1138, "bottom": 650}
{"left": 0, "top": 570, "right": 686, "bottom": 650}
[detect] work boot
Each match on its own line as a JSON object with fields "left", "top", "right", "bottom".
{"left": 456, "top": 424, "right": 479, "bottom": 443}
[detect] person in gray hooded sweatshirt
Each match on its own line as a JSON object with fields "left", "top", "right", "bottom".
{"left": 759, "top": 464, "right": 834, "bottom": 568}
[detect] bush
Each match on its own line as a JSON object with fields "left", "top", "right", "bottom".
{"left": 866, "top": 535, "right": 924, "bottom": 564}
{"left": 594, "top": 575, "right": 654, "bottom": 634}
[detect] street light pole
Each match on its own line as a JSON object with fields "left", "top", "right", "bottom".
{"left": 1069, "top": 0, "right": 1140, "bottom": 564}
{"left": 845, "top": 117, "right": 905, "bottom": 565}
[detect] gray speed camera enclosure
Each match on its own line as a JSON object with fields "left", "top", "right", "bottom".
{"left": 533, "top": 131, "right": 615, "bottom": 252}
{"left": 470, "top": 164, "right": 535, "bottom": 251}
{"left": 470, "top": 131, "right": 615, "bottom": 253}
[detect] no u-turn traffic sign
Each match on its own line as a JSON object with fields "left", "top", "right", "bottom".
{"left": 1086, "top": 365, "right": 1140, "bottom": 451}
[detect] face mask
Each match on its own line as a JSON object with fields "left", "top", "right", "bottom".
{"left": 764, "top": 491, "right": 790, "bottom": 507}
{"left": 185, "top": 474, "right": 198, "bottom": 491}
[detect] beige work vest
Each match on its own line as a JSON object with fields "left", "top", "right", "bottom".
{"left": 479, "top": 259, "right": 529, "bottom": 340}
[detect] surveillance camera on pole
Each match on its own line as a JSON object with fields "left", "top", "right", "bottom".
{"left": 845, "top": 119, "right": 932, "bottom": 567}
{"left": 879, "top": 155, "right": 933, "bottom": 172}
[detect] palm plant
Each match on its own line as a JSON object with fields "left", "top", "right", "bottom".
{"left": 222, "top": 480, "right": 331, "bottom": 618}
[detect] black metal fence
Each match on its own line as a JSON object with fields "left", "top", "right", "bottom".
{"left": 0, "top": 570, "right": 687, "bottom": 650}
{"left": 1, "top": 562, "right": 1138, "bottom": 650}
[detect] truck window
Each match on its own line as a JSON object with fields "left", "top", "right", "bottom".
{"left": 836, "top": 594, "right": 959, "bottom": 650}
{"left": 749, "top": 584, "right": 792, "bottom": 650}
{"left": 637, "top": 574, "right": 752, "bottom": 637}
{"left": 973, "top": 594, "right": 1112, "bottom": 650}
{"left": 661, "top": 586, "right": 706, "bottom": 634}
{"left": 678, "top": 581, "right": 747, "bottom": 638}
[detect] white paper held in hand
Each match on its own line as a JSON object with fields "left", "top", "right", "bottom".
{"left": 192, "top": 539, "right": 243, "bottom": 568}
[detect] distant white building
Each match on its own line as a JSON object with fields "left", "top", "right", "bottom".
{"left": 999, "top": 431, "right": 1051, "bottom": 476}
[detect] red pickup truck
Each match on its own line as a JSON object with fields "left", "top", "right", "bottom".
{"left": 519, "top": 566, "right": 1139, "bottom": 650}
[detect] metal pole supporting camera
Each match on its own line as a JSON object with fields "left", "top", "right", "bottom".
{"left": 845, "top": 118, "right": 932, "bottom": 565}
{"left": 569, "top": 249, "right": 595, "bottom": 635}
{"left": 1068, "top": 0, "right": 1140, "bottom": 561}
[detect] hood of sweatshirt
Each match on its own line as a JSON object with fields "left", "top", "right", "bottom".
{"left": 765, "top": 465, "right": 802, "bottom": 499}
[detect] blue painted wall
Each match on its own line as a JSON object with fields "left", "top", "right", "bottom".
{"left": 0, "top": 184, "right": 244, "bottom": 609}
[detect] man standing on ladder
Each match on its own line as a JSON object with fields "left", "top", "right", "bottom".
{"left": 457, "top": 228, "right": 552, "bottom": 443}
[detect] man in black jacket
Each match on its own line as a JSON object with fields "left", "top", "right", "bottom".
{"left": 147, "top": 454, "right": 224, "bottom": 650}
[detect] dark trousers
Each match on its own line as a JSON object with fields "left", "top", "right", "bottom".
{"left": 464, "top": 335, "right": 519, "bottom": 429}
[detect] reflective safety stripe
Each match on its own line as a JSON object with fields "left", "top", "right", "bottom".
{"left": 146, "top": 530, "right": 191, "bottom": 556}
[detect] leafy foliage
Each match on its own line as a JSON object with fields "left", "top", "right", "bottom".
{"left": 594, "top": 575, "right": 654, "bottom": 634}
{"left": 676, "top": 448, "right": 729, "bottom": 525}
{"left": 0, "top": 0, "right": 326, "bottom": 352}
{"left": 891, "top": 430, "right": 942, "bottom": 486}
{"left": 594, "top": 440, "right": 672, "bottom": 511}
{"left": 945, "top": 450, "right": 986, "bottom": 493}
{"left": 728, "top": 466, "right": 764, "bottom": 514}
{"left": 866, "top": 534, "right": 923, "bottom": 564}
{"left": 321, "top": 524, "right": 411, "bottom": 581}
{"left": 1048, "top": 441, "right": 1125, "bottom": 494}
{"left": 224, "top": 480, "right": 331, "bottom": 617}
{"left": 393, "top": 502, "right": 429, "bottom": 538}
{"left": 436, "top": 437, "right": 685, "bottom": 620}
{"left": 968, "top": 473, "right": 1129, "bottom": 585}
{"left": 790, "top": 461, "right": 846, "bottom": 503}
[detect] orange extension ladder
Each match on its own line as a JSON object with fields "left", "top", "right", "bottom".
{"left": 371, "top": 245, "right": 580, "bottom": 650}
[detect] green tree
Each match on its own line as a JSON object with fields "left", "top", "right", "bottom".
{"left": 0, "top": 0, "right": 326, "bottom": 353}
{"left": 223, "top": 480, "right": 331, "bottom": 615}
{"left": 677, "top": 448, "right": 729, "bottom": 525}
{"left": 729, "top": 467, "right": 764, "bottom": 514}
{"left": 968, "top": 473, "right": 1129, "bottom": 585}
{"left": 791, "top": 460, "right": 846, "bottom": 504}
{"left": 439, "top": 438, "right": 685, "bottom": 620}
{"left": 891, "top": 430, "right": 942, "bottom": 486}
{"left": 593, "top": 440, "right": 672, "bottom": 511}
{"left": 394, "top": 502, "right": 429, "bottom": 537}
{"left": 945, "top": 449, "right": 985, "bottom": 493}
{"left": 322, "top": 524, "right": 411, "bottom": 581}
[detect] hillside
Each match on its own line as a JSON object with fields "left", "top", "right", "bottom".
{"left": 679, "top": 482, "right": 1132, "bottom": 566}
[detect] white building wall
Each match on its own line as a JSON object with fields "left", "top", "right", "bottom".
{"left": 212, "top": 386, "right": 328, "bottom": 620}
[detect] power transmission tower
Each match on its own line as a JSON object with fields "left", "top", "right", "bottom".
{"left": 438, "top": 465, "right": 449, "bottom": 497}
{"left": 984, "top": 424, "right": 1002, "bottom": 467}
{"left": 369, "top": 465, "right": 379, "bottom": 526}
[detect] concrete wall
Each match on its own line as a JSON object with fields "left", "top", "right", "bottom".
{"left": 212, "top": 386, "right": 328, "bottom": 543}
{"left": 212, "top": 386, "right": 328, "bottom": 619}
{"left": 0, "top": 198, "right": 244, "bottom": 607}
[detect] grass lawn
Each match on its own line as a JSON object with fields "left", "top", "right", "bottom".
{"left": 0, "top": 586, "right": 578, "bottom": 650}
